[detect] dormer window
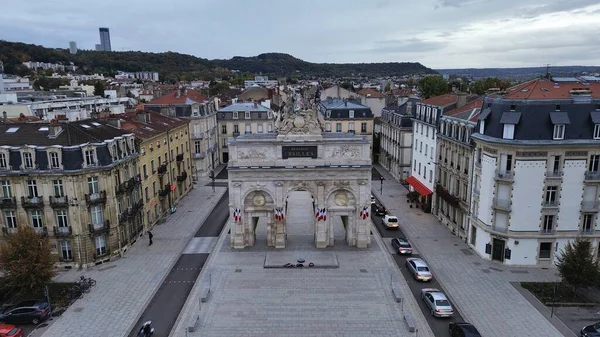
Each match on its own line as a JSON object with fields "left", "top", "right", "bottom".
{"left": 500, "top": 112, "right": 521, "bottom": 140}
{"left": 349, "top": 110, "right": 355, "bottom": 119}
{"left": 550, "top": 111, "right": 570, "bottom": 140}
{"left": 594, "top": 124, "right": 600, "bottom": 140}
{"left": 85, "top": 149, "right": 96, "bottom": 166}
{"left": 245, "top": 111, "right": 250, "bottom": 119}
{"left": 23, "top": 152, "right": 34, "bottom": 169}
{"left": 553, "top": 125, "right": 565, "bottom": 140}
{"left": 0, "top": 152, "right": 8, "bottom": 170}
{"left": 49, "top": 151, "right": 60, "bottom": 169}
{"left": 233, "top": 111, "right": 239, "bottom": 119}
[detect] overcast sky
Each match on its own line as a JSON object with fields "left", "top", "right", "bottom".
{"left": 2, "top": 0, "right": 600, "bottom": 69}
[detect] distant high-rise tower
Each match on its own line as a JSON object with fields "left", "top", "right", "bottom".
{"left": 95, "top": 44, "right": 102, "bottom": 51}
{"left": 69, "top": 41, "right": 78, "bottom": 54}
{"left": 99, "top": 27, "right": 111, "bottom": 52}
{"left": 0, "top": 61, "right": 5, "bottom": 94}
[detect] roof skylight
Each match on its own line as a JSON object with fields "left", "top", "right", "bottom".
{"left": 38, "top": 127, "right": 49, "bottom": 131}
{"left": 91, "top": 122, "right": 102, "bottom": 126}
{"left": 6, "top": 127, "right": 19, "bottom": 133}
{"left": 81, "top": 124, "right": 91, "bottom": 128}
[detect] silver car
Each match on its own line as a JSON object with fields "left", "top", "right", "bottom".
{"left": 405, "top": 257, "right": 433, "bottom": 282}
{"left": 421, "top": 288, "right": 454, "bottom": 318}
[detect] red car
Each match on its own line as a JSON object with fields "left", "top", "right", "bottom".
{"left": 0, "top": 324, "right": 22, "bottom": 337}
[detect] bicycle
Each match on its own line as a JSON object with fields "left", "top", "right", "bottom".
{"left": 78, "top": 275, "right": 97, "bottom": 292}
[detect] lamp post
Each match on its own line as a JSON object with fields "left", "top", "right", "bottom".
{"left": 379, "top": 176, "right": 384, "bottom": 194}
{"left": 209, "top": 170, "right": 215, "bottom": 192}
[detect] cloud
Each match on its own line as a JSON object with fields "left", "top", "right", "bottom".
{"left": 365, "top": 38, "right": 447, "bottom": 54}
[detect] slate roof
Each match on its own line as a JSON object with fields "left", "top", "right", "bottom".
{"left": 0, "top": 119, "right": 130, "bottom": 147}
{"left": 146, "top": 89, "right": 207, "bottom": 105}
{"left": 320, "top": 99, "right": 370, "bottom": 110}
{"left": 445, "top": 97, "right": 483, "bottom": 123}
{"left": 218, "top": 102, "right": 271, "bottom": 112}
{"left": 109, "top": 111, "right": 189, "bottom": 141}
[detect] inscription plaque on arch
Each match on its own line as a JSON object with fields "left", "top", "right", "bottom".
{"left": 282, "top": 146, "right": 318, "bottom": 159}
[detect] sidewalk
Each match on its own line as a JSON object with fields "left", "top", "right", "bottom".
{"left": 372, "top": 164, "right": 566, "bottom": 337}
{"left": 36, "top": 178, "right": 226, "bottom": 337}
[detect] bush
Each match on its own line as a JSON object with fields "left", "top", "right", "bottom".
{"left": 521, "top": 282, "right": 591, "bottom": 304}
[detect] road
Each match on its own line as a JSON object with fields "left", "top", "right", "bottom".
{"left": 371, "top": 193, "right": 465, "bottom": 337}
{"left": 127, "top": 191, "right": 230, "bottom": 337}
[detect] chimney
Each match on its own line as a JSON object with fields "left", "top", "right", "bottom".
{"left": 2, "top": 111, "right": 6, "bottom": 123}
{"left": 457, "top": 93, "right": 467, "bottom": 108}
{"left": 48, "top": 119, "right": 63, "bottom": 138}
{"left": 106, "top": 118, "right": 122, "bottom": 129}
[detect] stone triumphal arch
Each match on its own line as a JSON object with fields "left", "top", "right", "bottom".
{"left": 228, "top": 96, "right": 372, "bottom": 249}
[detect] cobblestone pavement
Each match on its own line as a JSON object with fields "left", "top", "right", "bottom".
{"left": 35, "top": 179, "right": 226, "bottom": 337}
{"left": 171, "top": 191, "right": 435, "bottom": 337}
{"left": 371, "top": 164, "right": 566, "bottom": 337}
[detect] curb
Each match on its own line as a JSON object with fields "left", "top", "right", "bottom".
{"left": 124, "top": 186, "right": 227, "bottom": 336}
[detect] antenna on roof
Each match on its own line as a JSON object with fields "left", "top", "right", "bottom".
{"left": 545, "top": 64, "right": 551, "bottom": 80}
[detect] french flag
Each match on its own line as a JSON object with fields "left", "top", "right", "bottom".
{"left": 360, "top": 206, "right": 369, "bottom": 220}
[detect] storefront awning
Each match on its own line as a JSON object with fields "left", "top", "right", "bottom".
{"left": 406, "top": 176, "right": 433, "bottom": 196}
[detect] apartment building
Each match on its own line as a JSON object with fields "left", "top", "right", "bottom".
{"left": 470, "top": 79, "right": 600, "bottom": 266}
{"left": 435, "top": 98, "right": 483, "bottom": 241}
{"left": 111, "top": 111, "right": 193, "bottom": 228}
{"left": 318, "top": 99, "right": 374, "bottom": 136}
{"left": 0, "top": 120, "right": 140, "bottom": 268}
{"left": 189, "top": 102, "right": 218, "bottom": 177}
{"left": 217, "top": 102, "right": 274, "bottom": 163}
{"left": 379, "top": 97, "right": 418, "bottom": 181}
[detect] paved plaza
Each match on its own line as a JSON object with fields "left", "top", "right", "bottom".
{"left": 35, "top": 179, "right": 226, "bottom": 337}
{"left": 172, "top": 191, "right": 434, "bottom": 337}
{"left": 371, "top": 165, "right": 571, "bottom": 337}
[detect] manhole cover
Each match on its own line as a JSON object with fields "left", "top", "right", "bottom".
{"left": 235, "top": 269, "right": 242, "bottom": 273}
{"left": 360, "top": 269, "right": 368, "bottom": 273}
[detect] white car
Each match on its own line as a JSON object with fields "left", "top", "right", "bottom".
{"left": 405, "top": 257, "right": 433, "bottom": 281}
{"left": 421, "top": 288, "right": 454, "bottom": 318}
{"left": 382, "top": 215, "right": 399, "bottom": 229}
{"left": 371, "top": 195, "right": 376, "bottom": 204}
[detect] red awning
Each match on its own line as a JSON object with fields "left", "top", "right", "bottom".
{"left": 406, "top": 176, "right": 433, "bottom": 196}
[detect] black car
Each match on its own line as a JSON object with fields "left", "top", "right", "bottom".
{"left": 0, "top": 300, "right": 50, "bottom": 325}
{"left": 581, "top": 322, "right": 600, "bottom": 337}
{"left": 391, "top": 238, "right": 413, "bottom": 255}
{"left": 449, "top": 322, "right": 482, "bottom": 337}
{"left": 373, "top": 204, "right": 387, "bottom": 216}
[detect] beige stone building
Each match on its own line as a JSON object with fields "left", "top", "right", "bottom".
{"left": 0, "top": 120, "right": 140, "bottom": 268}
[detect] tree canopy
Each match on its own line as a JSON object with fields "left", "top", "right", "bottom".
{"left": 93, "top": 81, "right": 105, "bottom": 96}
{"left": 0, "top": 226, "right": 56, "bottom": 292}
{"left": 556, "top": 238, "right": 599, "bottom": 292}
{"left": 419, "top": 75, "right": 449, "bottom": 99}
{"left": 468, "top": 77, "right": 512, "bottom": 95}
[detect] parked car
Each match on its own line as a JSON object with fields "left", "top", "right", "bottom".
{"left": 449, "top": 322, "right": 481, "bottom": 337}
{"left": 373, "top": 204, "right": 387, "bottom": 216}
{"left": 421, "top": 288, "right": 454, "bottom": 318}
{"left": 581, "top": 322, "right": 600, "bottom": 337}
{"left": 0, "top": 300, "right": 50, "bottom": 325}
{"left": 405, "top": 257, "right": 432, "bottom": 281}
{"left": 370, "top": 195, "right": 376, "bottom": 204}
{"left": 382, "top": 215, "right": 399, "bottom": 229}
{"left": 0, "top": 324, "right": 22, "bottom": 337}
{"left": 391, "top": 238, "right": 413, "bottom": 255}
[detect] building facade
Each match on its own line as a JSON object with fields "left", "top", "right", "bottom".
{"left": 110, "top": 111, "right": 193, "bottom": 229}
{"left": 0, "top": 120, "right": 141, "bottom": 268}
{"left": 69, "top": 41, "right": 78, "bottom": 54}
{"left": 216, "top": 102, "right": 274, "bottom": 163}
{"left": 189, "top": 102, "right": 218, "bottom": 177}
{"left": 317, "top": 99, "right": 374, "bottom": 138}
{"left": 434, "top": 98, "right": 482, "bottom": 241}
{"left": 470, "top": 79, "right": 600, "bottom": 266}
{"left": 99, "top": 27, "right": 111, "bottom": 52}
{"left": 378, "top": 98, "right": 418, "bottom": 181}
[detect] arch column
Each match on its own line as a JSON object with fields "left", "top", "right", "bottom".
{"left": 231, "top": 215, "right": 245, "bottom": 249}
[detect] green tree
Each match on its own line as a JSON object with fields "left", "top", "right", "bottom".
{"left": 468, "top": 77, "right": 512, "bottom": 95}
{"left": 418, "top": 76, "right": 448, "bottom": 98}
{"left": 556, "top": 238, "right": 599, "bottom": 293}
{"left": 0, "top": 226, "right": 56, "bottom": 292}
{"left": 339, "top": 81, "right": 354, "bottom": 91}
{"left": 384, "top": 82, "right": 392, "bottom": 92}
{"left": 93, "top": 81, "right": 105, "bottom": 96}
{"left": 209, "top": 81, "right": 230, "bottom": 96}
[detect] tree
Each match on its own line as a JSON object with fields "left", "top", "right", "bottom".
{"left": 556, "top": 238, "right": 599, "bottom": 293}
{"left": 468, "top": 77, "right": 512, "bottom": 95}
{"left": 339, "top": 81, "right": 354, "bottom": 91}
{"left": 0, "top": 226, "right": 56, "bottom": 292}
{"left": 93, "top": 81, "right": 105, "bottom": 96}
{"left": 418, "top": 76, "right": 448, "bottom": 98}
{"left": 384, "top": 81, "right": 392, "bottom": 92}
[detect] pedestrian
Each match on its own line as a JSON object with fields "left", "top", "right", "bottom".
{"left": 148, "top": 230, "right": 153, "bottom": 246}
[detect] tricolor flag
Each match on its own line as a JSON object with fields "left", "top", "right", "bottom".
{"left": 232, "top": 208, "right": 242, "bottom": 222}
{"left": 315, "top": 207, "right": 327, "bottom": 221}
{"left": 360, "top": 206, "right": 369, "bottom": 220}
{"left": 274, "top": 207, "right": 285, "bottom": 221}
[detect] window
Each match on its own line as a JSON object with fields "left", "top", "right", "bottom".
{"left": 538, "top": 242, "right": 552, "bottom": 259}
{"left": 349, "top": 110, "right": 354, "bottom": 119}
{"left": 361, "top": 123, "right": 367, "bottom": 133}
{"left": 418, "top": 162, "right": 422, "bottom": 175}
{"left": 542, "top": 215, "right": 554, "bottom": 233}
{"left": 23, "top": 152, "right": 33, "bottom": 169}
{"left": 245, "top": 124, "right": 251, "bottom": 133}
{"left": 88, "top": 176, "right": 99, "bottom": 194}
{"left": 510, "top": 105, "right": 516, "bottom": 111}
{"left": 95, "top": 235, "right": 107, "bottom": 256}
{"left": 268, "top": 124, "right": 273, "bottom": 132}
{"left": 56, "top": 210, "right": 68, "bottom": 227}
{"left": 348, "top": 122, "right": 355, "bottom": 132}
{"left": 84, "top": 149, "right": 96, "bottom": 166}
{"left": 429, "top": 170, "right": 432, "bottom": 183}
{"left": 555, "top": 105, "right": 560, "bottom": 111}
{"left": 258, "top": 124, "right": 263, "bottom": 133}
{"left": 233, "top": 125, "right": 239, "bottom": 134}
{"left": 49, "top": 152, "right": 60, "bottom": 168}
{"left": 479, "top": 121, "right": 485, "bottom": 134}
{"left": 1, "top": 181, "right": 11, "bottom": 198}
{"left": 590, "top": 155, "right": 600, "bottom": 172}
{"left": 424, "top": 169, "right": 427, "bottom": 180}
{"left": 153, "top": 182, "right": 157, "bottom": 196}
{"left": 595, "top": 124, "right": 600, "bottom": 139}
{"left": 582, "top": 214, "right": 595, "bottom": 233}
{"left": 53, "top": 180, "right": 64, "bottom": 197}
{"left": 233, "top": 111, "right": 239, "bottom": 119}
{"left": 245, "top": 111, "right": 250, "bottom": 119}
{"left": 145, "top": 187, "right": 149, "bottom": 202}
{"left": 413, "top": 160, "right": 416, "bottom": 171}
{"left": 426, "top": 127, "right": 429, "bottom": 137}
{"left": 30, "top": 210, "right": 43, "bottom": 228}
{"left": 4, "top": 211, "right": 16, "bottom": 228}
{"left": 502, "top": 124, "right": 515, "bottom": 139}
{"left": 147, "top": 210, "right": 152, "bottom": 225}
{"left": 0, "top": 153, "right": 7, "bottom": 169}
{"left": 553, "top": 125, "right": 565, "bottom": 140}
{"left": 194, "top": 140, "right": 202, "bottom": 154}
{"left": 27, "top": 180, "right": 38, "bottom": 197}
{"left": 425, "top": 144, "right": 428, "bottom": 157}
{"left": 90, "top": 205, "right": 103, "bottom": 226}
{"left": 414, "top": 140, "right": 418, "bottom": 150}
{"left": 419, "top": 142, "right": 422, "bottom": 153}
{"left": 61, "top": 241, "right": 72, "bottom": 260}
{"left": 221, "top": 124, "right": 227, "bottom": 134}
{"left": 336, "top": 123, "right": 342, "bottom": 132}
{"left": 544, "top": 186, "right": 558, "bottom": 205}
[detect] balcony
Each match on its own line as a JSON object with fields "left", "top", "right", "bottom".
{"left": 435, "top": 184, "right": 460, "bottom": 207}
{"left": 177, "top": 171, "right": 188, "bottom": 182}
{"left": 49, "top": 195, "right": 69, "bottom": 208}
{"left": 53, "top": 226, "right": 72, "bottom": 236}
{"left": 585, "top": 171, "right": 600, "bottom": 182}
{"left": 0, "top": 196, "right": 17, "bottom": 208}
{"left": 176, "top": 153, "right": 184, "bottom": 162}
{"left": 191, "top": 132, "right": 204, "bottom": 139}
{"left": 129, "top": 199, "right": 143, "bottom": 216}
{"left": 33, "top": 226, "right": 48, "bottom": 237}
{"left": 194, "top": 152, "right": 206, "bottom": 159}
{"left": 115, "top": 182, "right": 126, "bottom": 195}
{"left": 546, "top": 170, "right": 562, "bottom": 179}
{"left": 21, "top": 196, "right": 44, "bottom": 209}
{"left": 542, "top": 200, "right": 559, "bottom": 208}
{"left": 85, "top": 191, "right": 106, "bottom": 205}
{"left": 493, "top": 198, "right": 511, "bottom": 212}
{"left": 119, "top": 212, "right": 129, "bottom": 223}
{"left": 159, "top": 186, "right": 171, "bottom": 198}
{"left": 495, "top": 170, "right": 514, "bottom": 181}
{"left": 126, "top": 175, "right": 142, "bottom": 191}
{"left": 233, "top": 132, "right": 240, "bottom": 137}
{"left": 88, "top": 220, "right": 110, "bottom": 235}
{"left": 1, "top": 227, "right": 18, "bottom": 235}
{"left": 157, "top": 164, "right": 168, "bottom": 177}
{"left": 582, "top": 201, "right": 600, "bottom": 212}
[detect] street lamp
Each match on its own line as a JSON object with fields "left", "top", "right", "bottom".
{"left": 379, "top": 176, "right": 384, "bottom": 194}
{"left": 209, "top": 170, "right": 215, "bottom": 192}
